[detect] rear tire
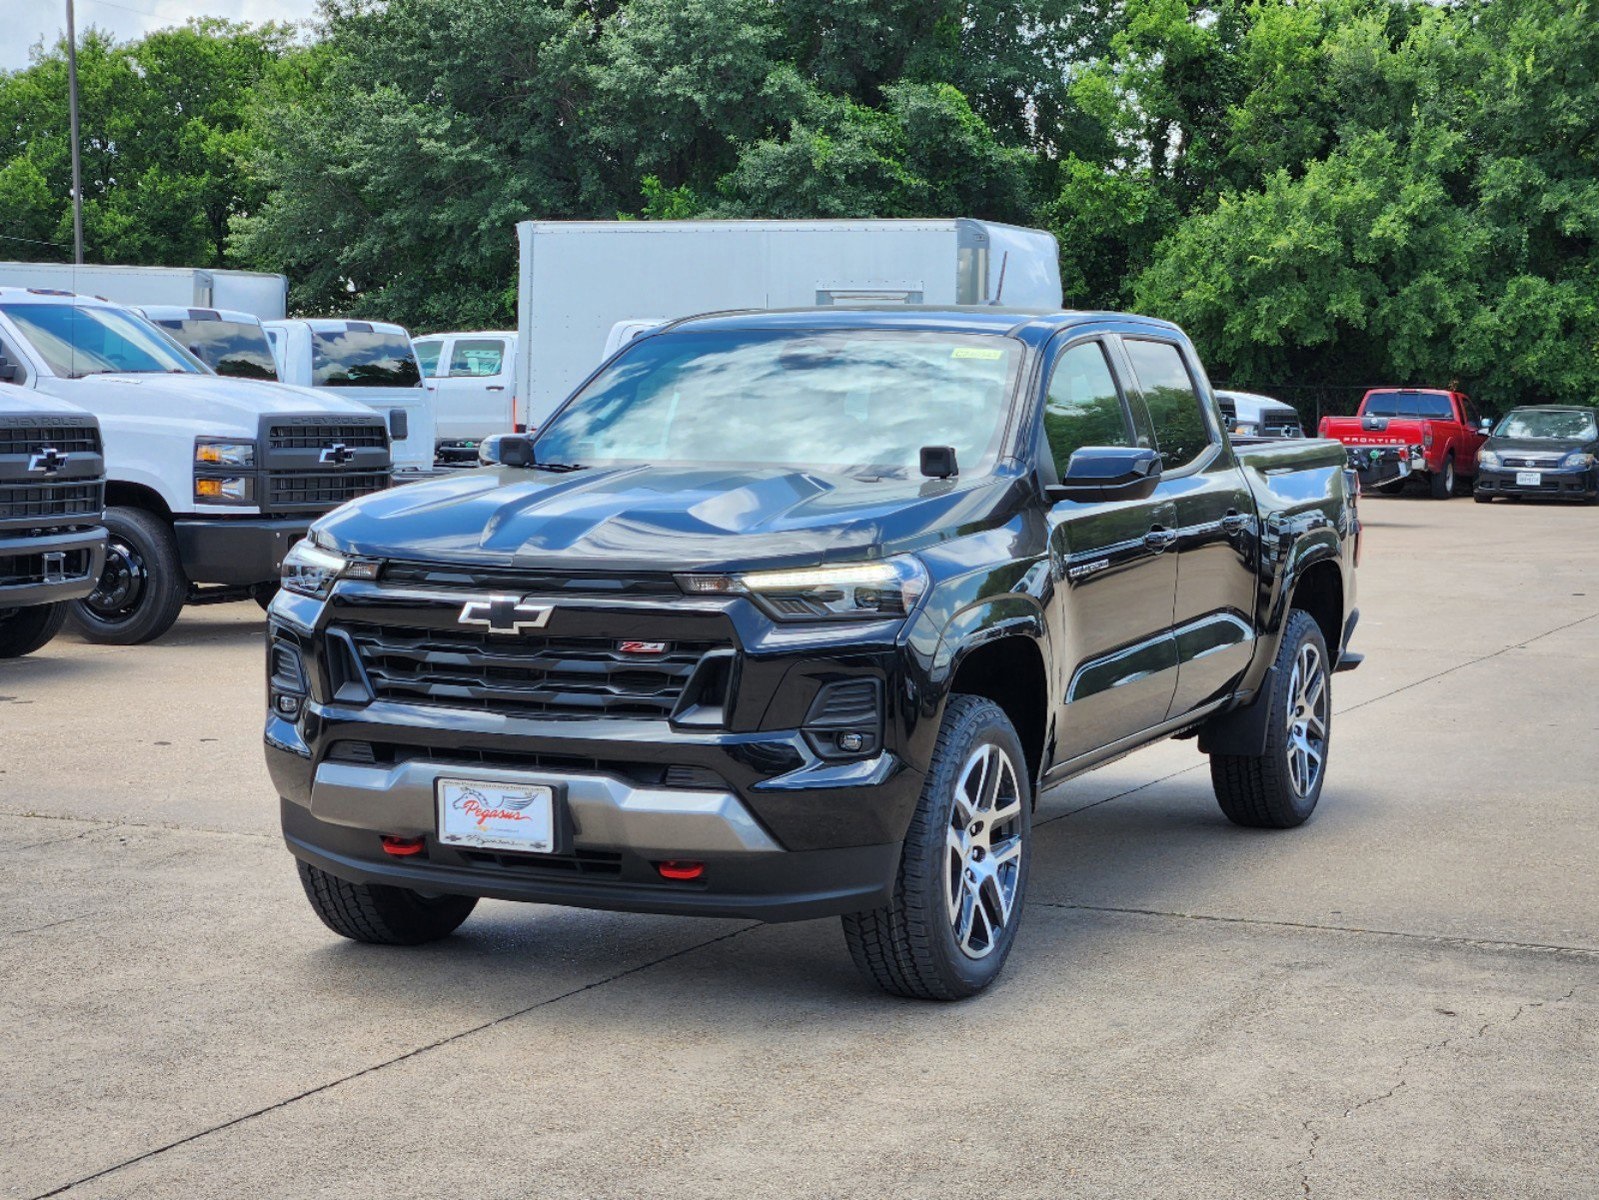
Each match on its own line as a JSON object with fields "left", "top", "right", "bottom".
{"left": 68, "top": 506, "right": 188, "bottom": 645}
{"left": 1210, "top": 610, "right": 1331, "bottom": 829}
{"left": 0, "top": 603, "right": 69, "bottom": 658}
{"left": 296, "top": 859, "right": 477, "bottom": 945}
{"left": 1429, "top": 457, "right": 1455, "bottom": 499}
{"left": 842, "top": 695, "right": 1032, "bottom": 1000}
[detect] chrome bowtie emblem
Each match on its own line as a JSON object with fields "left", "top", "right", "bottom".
{"left": 458, "top": 596, "right": 554, "bottom": 635}
{"left": 320, "top": 442, "right": 354, "bottom": 465}
{"left": 28, "top": 447, "right": 68, "bottom": 474}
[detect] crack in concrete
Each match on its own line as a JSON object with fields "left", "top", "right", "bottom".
{"left": 1293, "top": 985, "right": 1580, "bottom": 1197}
{"left": 0, "top": 809, "right": 275, "bottom": 840}
{"left": 1, "top": 912, "right": 100, "bottom": 939}
{"left": 29, "top": 921, "right": 762, "bottom": 1199}
{"left": 1038, "top": 901, "right": 1599, "bottom": 959}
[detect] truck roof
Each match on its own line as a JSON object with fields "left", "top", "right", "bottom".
{"left": 263, "top": 318, "right": 412, "bottom": 336}
{"left": 660, "top": 305, "right": 1184, "bottom": 349}
{"left": 0, "top": 286, "right": 120, "bottom": 307}
{"left": 1362, "top": 386, "right": 1456, "bottom": 396}
{"left": 136, "top": 304, "right": 264, "bottom": 327}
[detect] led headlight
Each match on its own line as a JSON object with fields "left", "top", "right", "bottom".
{"left": 1561, "top": 451, "right": 1595, "bottom": 469}
{"left": 281, "top": 538, "right": 380, "bottom": 599}
{"left": 195, "top": 439, "right": 256, "bottom": 467}
{"left": 1478, "top": 450, "right": 1501, "bottom": 469}
{"left": 679, "top": 555, "right": 929, "bottom": 622}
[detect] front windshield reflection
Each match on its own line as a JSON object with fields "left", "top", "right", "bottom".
{"left": 0, "top": 303, "right": 205, "bottom": 378}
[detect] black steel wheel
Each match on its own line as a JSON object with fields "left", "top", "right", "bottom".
{"left": 67, "top": 506, "right": 188, "bottom": 645}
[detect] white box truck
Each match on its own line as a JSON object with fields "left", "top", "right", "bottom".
{"left": 513, "top": 219, "right": 1062, "bottom": 427}
{"left": 0, "top": 262, "right": 288, "bottom": 320}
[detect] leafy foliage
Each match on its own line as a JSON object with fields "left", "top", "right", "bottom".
{"left": 1, "top": 0, "right": 1594, "bottom": 408}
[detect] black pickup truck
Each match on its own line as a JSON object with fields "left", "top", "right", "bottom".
{"left": 0, "top": 388, "right": 106, "bottom": 658}
{"left": 264, "top": 308, "right": 1361, "bottom": 1000}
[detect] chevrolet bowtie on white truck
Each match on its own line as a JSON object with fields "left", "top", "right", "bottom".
{"left": 0, "top": 386, "right": 106, "bottom": 658}
{"left": 0, "top": 288, "right": 394, "bottom": 644}
{"left": 265, "top": 306, "right": 1361, "bottom": 1000}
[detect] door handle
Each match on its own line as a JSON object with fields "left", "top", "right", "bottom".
{"left": 1144, "top": 526, "right": 1177, "bottom": 551}
{"left": 486, "top": 385, "right": 506, "bottom": 391}
{"left": 1221, "top": 511, "right": 1250, "bottom": 534}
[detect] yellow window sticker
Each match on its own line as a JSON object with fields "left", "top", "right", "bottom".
{"left": 951, "top": 346, "right": 1005, "bottom": 360}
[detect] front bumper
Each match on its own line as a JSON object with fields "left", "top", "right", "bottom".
{"left": 0, "top": 525, "right": 107, "bottom": 608}
{"left": 175, "top": 517, "right": 310, "bottom": 585}
{"left": 1474, "top": 465, "right": 1599, "bottom": 500}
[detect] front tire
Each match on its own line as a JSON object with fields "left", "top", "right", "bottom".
{"left": 1210, "top": 610, "right": 1332, "bottom": 829}
{"left": 0, "top": 603, "right": 69, "bottom": 658}
{"left": 842, "top": 695, "right": 1032, "bottom": 1000}
{"left": 296, "top": 860, "right": 478, "bottom": 945}
{"left": 67, "top": 506, "right": 188, "bottom": 645}
{"left": 1474, "top": 490, "right": 1493, "bottom": 504}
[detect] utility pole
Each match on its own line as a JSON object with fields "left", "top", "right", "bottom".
{"left": 65, "top": 0, "right": 84, "bottom": 264}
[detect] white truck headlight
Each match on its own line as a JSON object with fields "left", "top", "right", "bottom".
{"left": 679, "top": 555, "right": 929, "bottom": 622}
{"left": 281, "top": 539, "right": 380, "bottom": 599}
{"left": 1478, "top": 450, "right": 1501, "bottom": 469}
{"left": 195, "top": 439, "right": 256, "bottom": 467}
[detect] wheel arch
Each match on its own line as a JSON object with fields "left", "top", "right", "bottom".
{"left": 944, "top": 631, "right": 1051, "bottom": 793}
{"left": 105, "top": 481, "right": 174, "bottom": 522}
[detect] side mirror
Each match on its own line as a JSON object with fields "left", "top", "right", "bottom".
{"left": 1479, "top": 418, "right": 1493, "bottom": 434}
{"left": 479, "top": 432, "right": 536, "bottom": 467}
{"left": 1046, "top": 446, "right": 1163, "bottom": 503}
{"left": 0, "top": 356, "right": 18, "bottom": 384}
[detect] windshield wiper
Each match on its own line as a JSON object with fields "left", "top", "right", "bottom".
{"left": 537, "top": 462, "right": 586, "bottom": 472}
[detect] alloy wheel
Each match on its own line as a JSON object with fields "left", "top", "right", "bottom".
{"left": 1285, "top": 641, "right": 1329, "bottom": 797}
{"left": 945, "top": 742, "right": 1025, "bottom": 959}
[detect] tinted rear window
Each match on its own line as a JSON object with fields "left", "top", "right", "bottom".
{"left": 311, "top": 329, "right": 421, "bottom": 388}
{"left": 155, "top": 319, "right": 278, "bottom": 380}
{"left": 1363, "top": 391, "right": 1455, "bottom": 419}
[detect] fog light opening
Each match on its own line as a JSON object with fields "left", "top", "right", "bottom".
{"left": 656, "top": 860, "right": 705, "bottom": 881}
{"left": 381, "top": 835, "right": 426, "bottom": 857}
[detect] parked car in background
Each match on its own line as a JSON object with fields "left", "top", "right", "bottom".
{"left": 412, "top": 331, "right": 517, "bottom": 462}
{"left": 1216, "top": 390, "right": 1304, "bottom": 439}
{"left": 1319, "top": 388, "right": 1489, "bottom": 498}
{"left": 136, "top": 306, "right": 280, "bottom": 380}
{"left": 264, "top": 319, "right": 435, "bottom": 476}
{"left": 0, "top": 261, "right": 287, "bottom": 320}
{"left": 514, "top": 219, "right": 1064, "bottom": 427}
{"left": 1474, "top": 406, "right": 1599, "bottom": 504}
{"left": 0, "top": 288, "right": 393, "bottom": 644}
{"left": 0, "top": 385, "right": 106, "bottom": 658}
{"left": 266, "top": 306, "right": 1360, "bottom": 1001}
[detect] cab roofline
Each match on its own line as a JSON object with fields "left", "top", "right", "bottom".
{"left": 655, "top": 305, "right": 1186, "bottom": 346}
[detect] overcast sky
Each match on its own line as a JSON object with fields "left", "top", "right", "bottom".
{"left": 1, "top": 0, "right": 320, "bottom": 71}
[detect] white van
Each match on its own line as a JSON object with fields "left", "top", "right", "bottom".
{"left": 263, "top": 319, "right": 435, "bottom": 475}
{"left": 411, "top": 330, "right": 517, "bottom": 456}
{"left": 0, "top": 287, "right": 393, "bottom": 644}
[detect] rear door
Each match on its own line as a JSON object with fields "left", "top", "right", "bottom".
{"left": 1040, "top": 333, "right": 1180, "bottom": 766}
{"left": 1115, "top": 334, "right": 1259, "bottom": 719}
{"left": 432, "top": 336, "right": 513, "bottom": 442}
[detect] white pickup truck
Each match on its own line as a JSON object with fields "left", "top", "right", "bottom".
{"left": 263, "top": 319, "right": 435, "bottom": 474}
{"left": 0, "top": 287, "right": 394, "bottom": 644}
{"left": 412, "top": 330, "right": 517, "bottom": 460}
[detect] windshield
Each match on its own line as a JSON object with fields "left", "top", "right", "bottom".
{"left": 1494, "top": 409, "right": 1598, "bottom": 441}
{"left": 0, "top": 302, "right": 205, "bottom": 378}
{"left": 311, "top": 328, "right": 421, "bottom": 388}
{"left": 534, "top": 329, "right": 1023, "bottom": 476}
{"left": 152, "top": 318, "right": 278, "bottom": 380}
{"left": 1362, "top": 391, "right": 1455, "bottom": 419}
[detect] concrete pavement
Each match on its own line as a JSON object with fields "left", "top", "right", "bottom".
{"left": 2, "top": 492, "right": 1595, "bottom": 1199}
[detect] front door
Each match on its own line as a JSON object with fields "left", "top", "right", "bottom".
{"left": 1117, "top": 335, "right": 1259, "bottom": 718}
{"left": 1041, "top": 336, "right": 1180, "bottom": 765}
{"left": 433, "top": 336, "right": 513, "bottom": 442}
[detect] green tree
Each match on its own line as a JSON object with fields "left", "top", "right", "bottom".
{"left": 0, "top": 20, "right": 293, "bottom": 266}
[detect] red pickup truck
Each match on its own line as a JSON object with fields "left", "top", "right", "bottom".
{"left": 1319, "top": 388, "right": 1490, "bottom": 498}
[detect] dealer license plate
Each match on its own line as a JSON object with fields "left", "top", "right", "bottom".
{"left": 437, "top": 778, "right": 555, "bottom": 854}
{"left": 1516, "top": 471, "right": 1541, "bottom": 487}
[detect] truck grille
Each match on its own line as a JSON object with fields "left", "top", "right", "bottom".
{"left": 266, "top": 470, "right": 391, "bottom": 509}
{"left": 268, "top": 423, "right": 389, "bottom": 451}
{"left": 0, "top": 545, "right": 95, "bottom": 586}
{"left": 0, "top": 481, "right": 104, "bottom": 521}
{"left": 341, "top": 623, "right": 722, "bottom": 719}
{"left": 0, "top": 424, "right": 101, "bottom": 455}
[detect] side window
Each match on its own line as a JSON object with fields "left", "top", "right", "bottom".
{"left": 1122, "top": 338, "right": 1213, "bottom": 471}
{"left": 414, "top": 340, "right": 443, "bottom": 377}
{"left": 448, "top": 338, "right": 505, "bottom": 378}
{"left": 1459, "top": 396, "right": 1477, "bottom": 426}
{"left": 1042, "top": 341, "right": 1133, "bottom": 475}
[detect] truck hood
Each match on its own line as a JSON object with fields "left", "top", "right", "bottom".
{"left": 35, "top": 373, "right": 379, "bottom": 431}
{"left": 0, "top": 385, "right": 92, "bottom": 419}
{"left": 317, "top": 464, "right": 1018, "bottom": 572}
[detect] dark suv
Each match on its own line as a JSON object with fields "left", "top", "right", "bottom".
{"left": 265, "top": 308, "right": 1360, "bottom": 999}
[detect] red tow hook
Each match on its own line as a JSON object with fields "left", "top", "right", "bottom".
{"left": 381, "top": 835, "right": 426, "bottom": 857}
{"left": 656, "top": 860, "right": 705, "bottom": 881}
